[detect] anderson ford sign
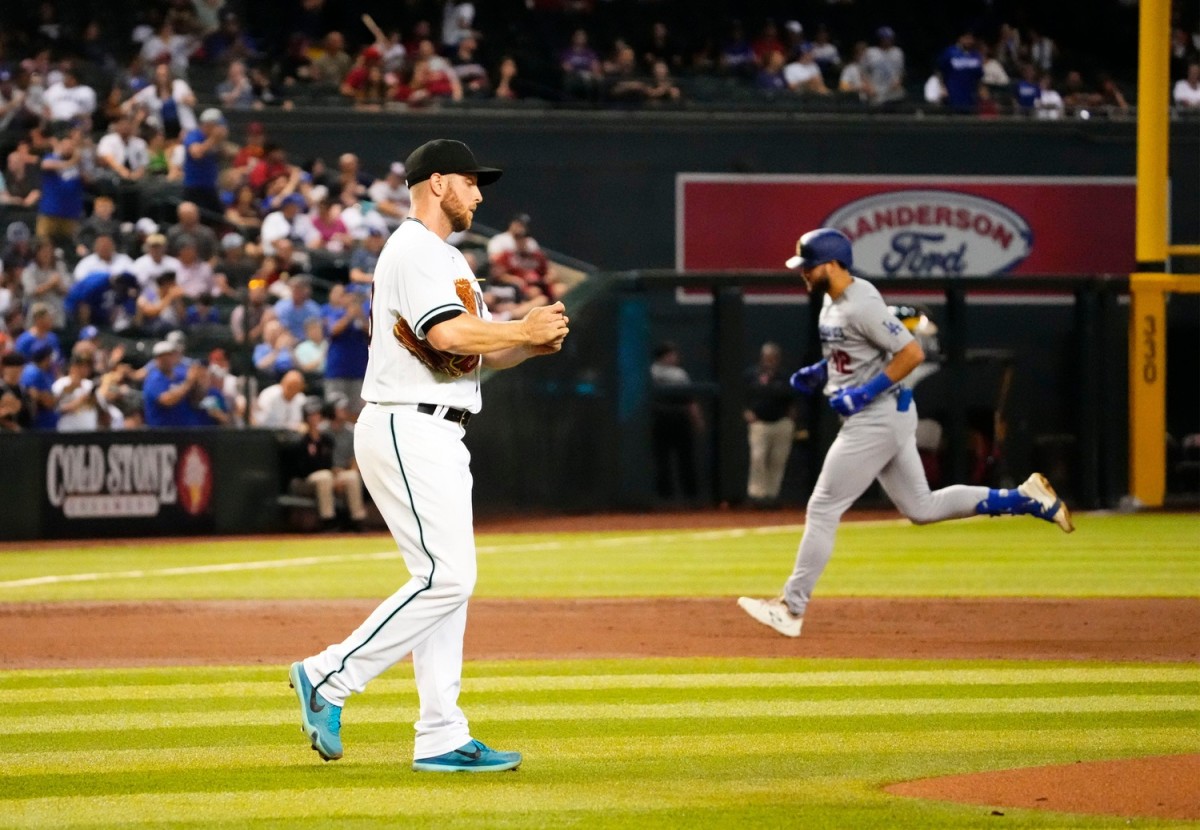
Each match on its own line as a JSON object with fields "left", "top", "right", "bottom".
{"left": 676, "top": 175, "right": 1135, "bottom": 276}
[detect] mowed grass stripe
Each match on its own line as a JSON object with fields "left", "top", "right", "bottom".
{"left": 7, "top": 744, "right": 1194, "bottom": 803}
{"left": 0, "top": 657, "right": 1186, "bottom": 686}
{"left": 7, "top": 666, "right": 1197, "bottom": 703}
{"left": 19, "top": 682, "right": 1199, "bottom": 720}
{"left": 9, "top": 694, "right": 1197, "bottom": 734}
{"left": 5, "top": 710, "right": 1192, "bottom": 755}
{"left": 0, "top": 514, "right": 1195, "bottom": 601}
{"left": 0, "top": 777, "right": 879, "bottom": 829}
{"left": 6, "top": 728, "right": 1196, "bottom": 778}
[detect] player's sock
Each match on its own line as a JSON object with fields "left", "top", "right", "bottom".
{"left": 975, "top": 488, "right": 1039, "bottom": 516}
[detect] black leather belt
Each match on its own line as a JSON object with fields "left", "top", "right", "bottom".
{"left": 417, "top": 403, "right": 471, "bottom": 427}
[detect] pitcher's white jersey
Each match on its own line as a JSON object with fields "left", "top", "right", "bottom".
{"left": 362, "top": 218, "right": 490, "bottom": 411}
{"left": 819, "top": 277, "right": 915, "bottom": 394}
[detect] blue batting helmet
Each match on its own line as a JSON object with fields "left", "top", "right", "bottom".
{"left": 785, "top": 228, "right": 853, "bottom": 270}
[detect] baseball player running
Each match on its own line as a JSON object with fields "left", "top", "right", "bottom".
{"left": 289, "top": 139, "right": 568, "bottom": 771}
{"left": 738, "top": 227, "right": 1073, "bottom": 638}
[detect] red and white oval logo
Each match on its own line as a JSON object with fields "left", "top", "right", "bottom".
{"left": 826, "top": 190, "right": 1034, "bottom": 277}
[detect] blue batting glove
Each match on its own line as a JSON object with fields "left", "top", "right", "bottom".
{"left": 789, "top": 360, "right": 827, "bottom": 394}
{"left": 828, "top": 373, "right": 893, "bottom": 416}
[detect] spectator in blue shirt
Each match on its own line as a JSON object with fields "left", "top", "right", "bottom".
{"left": 35, "top": 129, "right": 85, "bottom": 248}
{"left": 13, "top": 303, "right": 62, "bottom": 364}
{"left": 347, "top": 226, "right": 385, "bottom": 291}
{"left": 272, "top": 274, "right": 322, "bottom": 339}
{"left": 185, "top": 295, "right": 222, "bottom": 325}
{"left": 253, "top": 318, "right": 298, "bottom": 379}
{"left": 322, "top": 285, "right": 369, "bottom": 416}
{"left": 937, "top": 30, "right": 984, "bottom": 114}
{"left": 19, "top": 345, "right": 59, "bottom": 429}
{"left": 182, "top": 108, "right": 227, "bottom": 220}
{"left": 1013, "top": 62, "right": 1040, "bottom": 115}
{"left": 142, "top": 340, "right": 204, "bottom": 427}
{"left": 64, "top": 271, "right": 139, "bottom": 327}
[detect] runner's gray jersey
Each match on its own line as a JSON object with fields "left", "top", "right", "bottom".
{"left": 819, "top": 277, "right": 915, "bottom": 394}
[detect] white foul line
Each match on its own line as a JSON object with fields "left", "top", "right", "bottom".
{"left": 0, "top": 521, "right": 910, "bottom": 589}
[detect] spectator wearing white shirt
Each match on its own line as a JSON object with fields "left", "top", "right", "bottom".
{"left": 254, "top": 369, "right": 306, "bottom": 429}
{"left": 52, "top": 352, "right": 99, "bottom": 431}
{"left": 124, "top": 63, "right": 198, "bottom": 135}
{"left": 95, "top": 113, "right": 149, "bottom": 185}
{"left": 173, "top": 237, "right": 229, "bottom": 298}
{"left": 862, "top": 26, "right": 906, "bottom": 106}
{"left": 783, "top": 45, "right": 830, "bottom": 95}
{"left": 73, "top": 234, "right": 134, "bottom": 283}
{"left": 140, "top": 21, "right": 196, "bottom": 78}
{"left": 260, "top": 193, "right": 319, "bottom": 256}
{"left": 42, "top": 67, "right": 97, "bottom": 124}
{"left": 441, "top": 2, "right": 476, "bottom": 50}
{"left": 335, "top": 183, "right": 387, "bottom": 239}
{"left": 486, "top": 212, "right": 541, "bottom": 262}
{"left": 1174, "top": 62, "right": 1200, "bottom": 109}
{"left": 132, "top": 233, "right": 182, "bottom": 288}
{"left": 1034, "top": 72, "right": 1065, "bottom": 119}
{"left": 366, "top": 162, "right": 411, "bottom": 228}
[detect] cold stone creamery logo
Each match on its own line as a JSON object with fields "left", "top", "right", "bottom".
{"left": 825, "top": 190, "right": 1034, "bottom": 277}
{"left": 46, "top": 442, "right": 212, "bottom": 519}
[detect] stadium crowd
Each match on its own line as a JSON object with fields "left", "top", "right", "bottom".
{"left": 0, "top": 0, "right": 1198, "bottom": 440}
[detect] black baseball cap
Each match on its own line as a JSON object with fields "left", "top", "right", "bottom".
{"left": 404, "top": 139, "right": 502, "bottom": 188}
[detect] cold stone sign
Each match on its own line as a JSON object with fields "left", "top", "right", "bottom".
{"left": 825, "top": 190, "right": 1034, "bottom": 277}
{"left": 45, "top": 441, "right": 213, "bottom": 520}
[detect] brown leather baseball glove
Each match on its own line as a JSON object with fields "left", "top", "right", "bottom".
{"left": 392, "top": 279, "right": 482, "bottom": 378}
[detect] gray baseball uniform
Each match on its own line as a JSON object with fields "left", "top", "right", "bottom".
{"left": 782, "top": 277, "right": 988, "bottom": 616}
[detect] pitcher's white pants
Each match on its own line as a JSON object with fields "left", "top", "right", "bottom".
{"left": 301, "top": 403, "right": 475, "bottom": 759}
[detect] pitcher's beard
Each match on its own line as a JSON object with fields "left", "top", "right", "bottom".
{"left": 442, "top": 190, "right": 474, "bottom": 232}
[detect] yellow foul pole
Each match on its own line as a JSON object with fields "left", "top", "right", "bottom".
{"left": 1129, "top": 0, "right": 1170, "bottom": 507}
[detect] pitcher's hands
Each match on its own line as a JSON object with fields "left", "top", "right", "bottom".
{"left": 522, "top": 301, "right": 569, "bottom": 350}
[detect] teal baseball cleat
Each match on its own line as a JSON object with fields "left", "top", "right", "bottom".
{"left": 288, "top": 662, "right": 343, "bottom": 761}
{"left": 412, "top": 739, "right": 522, "bottom": 773}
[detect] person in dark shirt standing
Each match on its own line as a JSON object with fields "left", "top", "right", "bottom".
{"left": 322, "top": 285, "right": 369, "bottom": 416}
{"left": 936, "top": 29, "right": 984, "bottom": 114}
{"left": 285, "top": 399, "right": 346, "bottom": 531}
{"left": 19, "top": 345, "right": 59, "bottom": 430}
{"left": 744, "top": 341, "right": 799, "bottom": 508}
{"left": 650, "top": 341, "right": 704, "bottom": 503}
{"left": 36, "top": 128, "right": 85, "bottom": 248}
{"left": 0, "top": 352, "right": 34, "bottom": 431}
{"left": 182, "top": 108, "right": 227, "bottom": 220}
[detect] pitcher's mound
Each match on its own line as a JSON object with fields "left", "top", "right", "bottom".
{"left": 886, "top": 754, "right": 1200, "bottom": 820}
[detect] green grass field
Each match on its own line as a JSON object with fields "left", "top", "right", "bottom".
{"left": 1, "top": 513, "right": 1197, "bottom": 828}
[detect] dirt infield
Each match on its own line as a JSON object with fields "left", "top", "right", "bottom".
{"left": 2, "top": 596, "right": 1196, "bottom": 668}
{"left": 887, "top": 754, "right": 1200, "bottom": 820}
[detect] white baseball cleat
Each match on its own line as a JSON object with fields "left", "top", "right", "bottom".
{"left": 1019, "top": 472, "right": 1075, "bottom": 533}
{"left": 737, "top": 596, "right": 804, "bottom": 637}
